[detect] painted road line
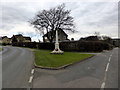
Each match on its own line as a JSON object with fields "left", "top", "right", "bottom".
{"left": 31, "top": 69, "right": 35, "bottom": 74}
{"left": 108, "top": 57, "right": 111, "bottom": 62}
{"left": 101, "top": 82, "right": 105, "bottom": 88}
{"left": 103, "top": 72, "right": 107, "bottom": 82}
{"left": 105, "top": 63, "right": 110, "bottom": 72}
{"left": 28, "top": 76, "right": 33, "bottom": 83}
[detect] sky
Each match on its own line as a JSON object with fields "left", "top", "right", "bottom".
{"left": 0, "top": 0, "right": 119, "bottom": 42}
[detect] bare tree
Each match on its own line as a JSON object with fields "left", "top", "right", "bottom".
{"left": 102, "top": 35, "right": 112, "bottom": 40}
{"left": 30, "top": 3, "right": 75, "bottom": 43}
{"left": 94, "top": 32, "right": 100, "bottom": 37}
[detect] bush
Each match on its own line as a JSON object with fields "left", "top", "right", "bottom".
{"left": 60, "top": 41, "right": 104, "bottom": 52}
{"left": 37, "top": 43, "right": 54, "bottom": 50}
{"left": 12, "top": 42, "right": 38, "bottom": 48}
{"left": 60, "top": 41, "right": 113, "bottom": 52}
{"left": 2, "top": 43, "right": 11, "bottom": 46}
{"left": 12, "top": 41, "right": 113, "bottom": 52}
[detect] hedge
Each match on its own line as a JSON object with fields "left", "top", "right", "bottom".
{"left": 12, "top": 41, "right": 113, "bottom": 52}
{"left": 59, "top": 41, "right": 113, "bottom": 52}
{"left": 12, "top": 42, "right": 37, "bottom": 48}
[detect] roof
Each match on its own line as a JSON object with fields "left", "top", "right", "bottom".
{"left": 43, "top": 28, "right": 68, "bottom": 37}
{"left": 14, "top": 34, "right": 23, "bottom": 38}
{"left": 80, "top": 36, "right": 99, "bottom": 41}
{"left": 12, "top": 34, "right": 31, "bottom": 40}
{"left": 15, "top": 34, "right": 23, "bottom": 37}
{"left": 24, "top": 37, "right": 31, "bottom": 40}
{"left": 2, "top": 36, "right": 8, "bottom": 39}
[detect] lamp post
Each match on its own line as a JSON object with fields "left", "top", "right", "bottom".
{"left": 51, "top": 29, "right": 64, "bottom": 54}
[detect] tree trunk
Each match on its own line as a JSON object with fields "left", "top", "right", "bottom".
{"left": 46, "top": 36, "right": 53, "bottom": 43}
{"left": 49, "top": 39, "right": 53, "bottom": 43}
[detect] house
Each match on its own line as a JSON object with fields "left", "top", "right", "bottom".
{"left": 11, "top": 34, "right": 31, "bottom": 43}
{"left": 12, "top": 34, "right": 24, "bottom": 43}
{"left": 111, "top": 38, "right": 120, "bottom": 47}
{"left": 43, "top": 28, "right": 69, "bottom": 42}
{"left": 0, "top": 34, "right": 31, "bottom": 45}
{"left": 24, "top": 37, "right": 31, "bottom": 42}
{"left": 80, "top": 36, "right": 100, "bottom": 41}
{"left": 0, "top": 36, "right": 11, "bottom": 44}
{"left": 0, "top": 37, "right": 2, "bottom": 44}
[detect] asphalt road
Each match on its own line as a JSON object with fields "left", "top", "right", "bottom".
{"left": 33, "top": 48, "right": 118, "bottom": 88}
{"left": 2, "top": 46, "right": 34, "bottom": 88}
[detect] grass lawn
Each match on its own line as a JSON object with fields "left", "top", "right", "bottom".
{"left": 0, "top": 48, "right": 2, "bottom": 51}
{"left": 34, "top": 49, "right": 94, "bottom": 68}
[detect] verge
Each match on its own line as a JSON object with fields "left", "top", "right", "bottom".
{"left": 34, "top": 55, "right": 94, "bottom": 70}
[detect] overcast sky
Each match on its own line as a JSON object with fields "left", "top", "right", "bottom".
{"left": 0, "top": 0, "right": 118, "bottom": 41}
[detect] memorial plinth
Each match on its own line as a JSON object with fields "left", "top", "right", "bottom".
{"left": 51, "top": 29, "right": 64, "bottom": 54}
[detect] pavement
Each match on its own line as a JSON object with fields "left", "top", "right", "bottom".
{"left": 33, "top": 48, "right": 118, "bottom": 88}
{"left": 2, "top": 46, "right": 34, "bottom": 88}
{"left": 1, "top": 46, "right": 119, "bottom": 88}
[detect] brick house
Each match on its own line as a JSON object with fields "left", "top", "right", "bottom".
{"left": 0, "top": 36, "right": 11, "bottom": 44}
{"left": 0, "top": 34, "right": 31, "bottom": 45}
{"left": 43, "top": 28, "right": 69, "bottom": 42}
{"left": 11, "top": 34, "right": 31, "bottom": 43}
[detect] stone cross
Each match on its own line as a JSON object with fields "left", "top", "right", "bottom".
{"left": 51, "top": 29, "right": 64, "bottom": 54}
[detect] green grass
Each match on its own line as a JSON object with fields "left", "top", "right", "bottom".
{"left": 0, "top": 48, "right": 2, "bottom": 51}
{"left": 34, "top": 49, "right": 94, "bottom": 68}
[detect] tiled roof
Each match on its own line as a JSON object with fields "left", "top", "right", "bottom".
{"left": 24, "top": 37, "right": 31, "bottom": 40}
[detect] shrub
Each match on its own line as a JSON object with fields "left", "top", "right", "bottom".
{"left": 12, "top": 42, "right": 38, "bottom": 48}
{"left": 12, "top": 41, "right": 113, "bottom": 52}
{"left": 60, "top": 41, "right": 104, "bottom": 52}
{"left": 38, "top": 43, "right": 54, "bottom": 50}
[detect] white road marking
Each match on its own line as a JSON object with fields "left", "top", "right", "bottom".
{"left": 28, "top": 76, "right": 33, "bottom": 83}
{"left": 101, "top": 51, "right": 113, "bottom": 89}
{"left": 101, "top": 82, "right": 105, "bottom": 88}
{"left": 105, "top": 63, "right": 110, "bottom": 72}
{"left": 108, "top": 57, "right": 111, "bottom": 62}
{"left": 31, "top": 69, "right": 35, "bottom": 74}
{"left": 103, "top": 73, "right": 106, "bottom": 82}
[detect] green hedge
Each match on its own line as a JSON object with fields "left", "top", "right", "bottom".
{"left": 1, "top": 43, "right": 11, "bottom": 46}
{"left": 12, "top": 41, "right": 113, "bottom": 52}
{"left": 59, "top": 41, "right": 113, "bottom": 52}
{"left": 12, "top": 42, "right": 37, "bottom": 48}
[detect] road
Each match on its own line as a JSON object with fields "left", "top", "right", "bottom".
{"left": 2, "top": 46, "right": 34, "bottom": 88}
{"left": 1, "top": 46, "right": 119, "bottom": 88}
{"left": 33, "top": 48, "right": 118, "bottom": 88}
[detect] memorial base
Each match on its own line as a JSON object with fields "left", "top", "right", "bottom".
{"left": 50, "top": 32, "right": 64, "bottom": 54}
{"left": 50, "top": 49, "right": 64, "bottom": 54}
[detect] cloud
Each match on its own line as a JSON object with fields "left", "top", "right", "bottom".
{"left": 1, "top": 2, "right": 35, "bottom": 30}
{"left": 0, "top": 1, "right": 118, "bottom": 41}
{"left": 68, "top": 2, "right": 118, "bottom": 39}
